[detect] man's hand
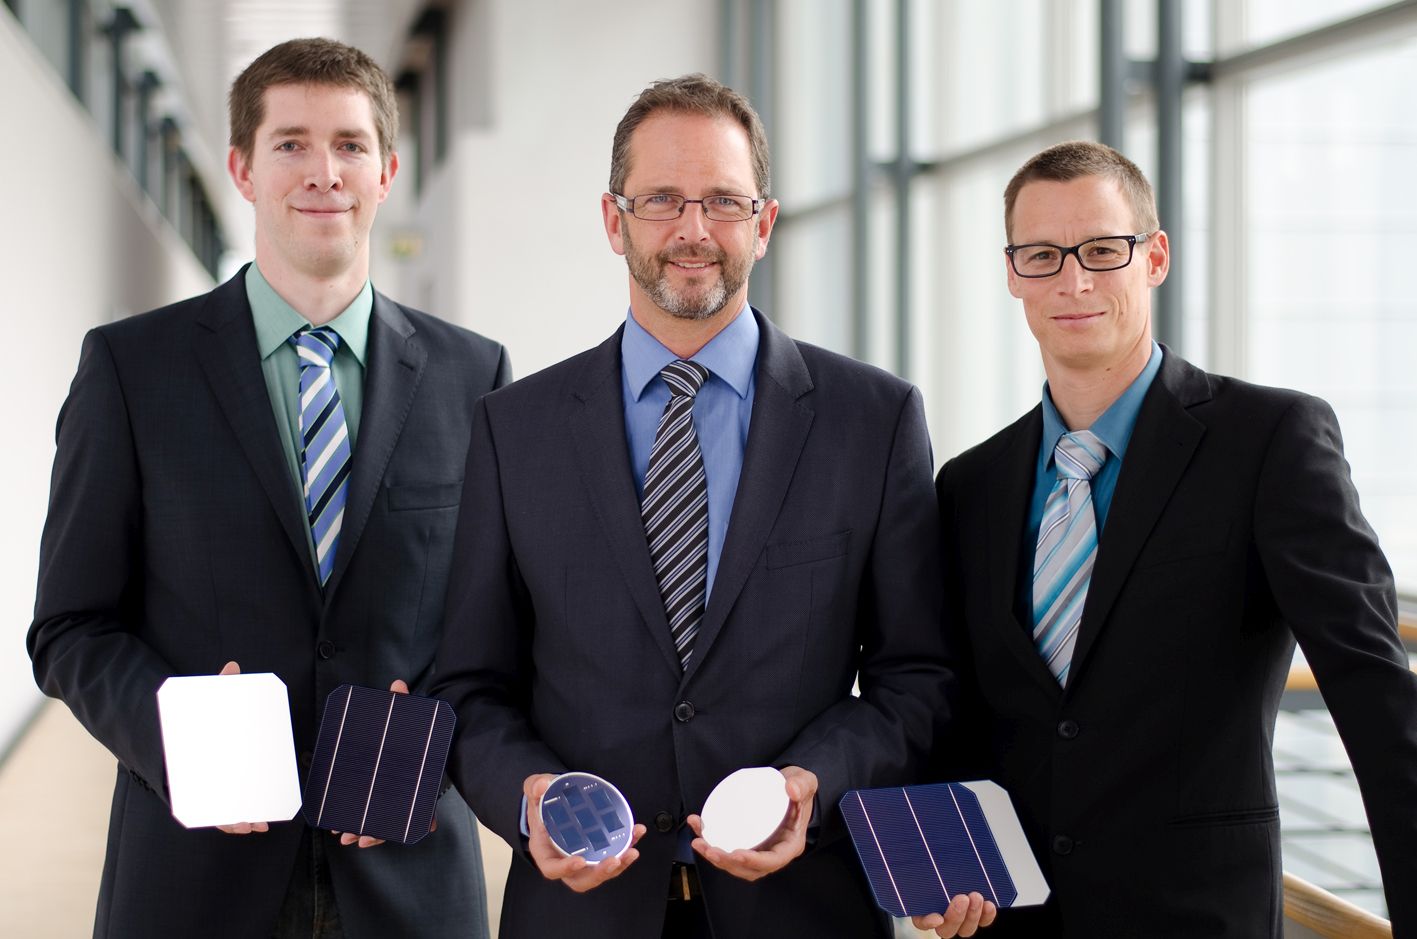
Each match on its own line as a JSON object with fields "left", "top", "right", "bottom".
{"left": 523, "top": 773, "right": 646, "bottom": 892}
{"left": 337, "top": 678, "right": 423, "bottom": 849}
{"left": 214, "top": 661, "right": 271, "bottom": 836}
{"left": 687, "top": 765, "right": 816, "bottom": 882}
{"left": 911, "top": 893, "right": 997, "bottom": 937}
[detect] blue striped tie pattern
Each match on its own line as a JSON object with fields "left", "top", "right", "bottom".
{"left": 292, "top": 327, "right": 352, "bottom": 586}
{"left": 642, "top": 360, "right": 710, "bottom": 669}
{"left": 1032, "top": 430, "right": 1107, "bottom": 685}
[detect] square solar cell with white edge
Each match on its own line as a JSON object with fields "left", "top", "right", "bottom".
{"left": 839, "top": 780, "right": 1049, "bottom": 918}
{"left": 302, "top": 684, "right": 454, "bottom": 845}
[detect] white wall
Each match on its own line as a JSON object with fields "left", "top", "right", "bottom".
{"left": 376, "top": 0, "right": 721, "bottom": 377}
{"left": 0, "top": 9, "right": 213, "bottom": 750}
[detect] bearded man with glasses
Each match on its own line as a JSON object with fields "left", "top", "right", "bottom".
{"left": 923, "top": 139, "right": 1417, "bottom": 938}
{"left": 430, "top": 74, "right": 966, "bottom": 938}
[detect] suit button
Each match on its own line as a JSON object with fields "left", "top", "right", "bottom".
{"left": 1057, "top": 719, "right": 1079, "bottom": 739}
{"left": 316, "top": 640, "right": 335, "bottom": 660}
{"left": 654, "top": 812, "right": 674, "bottom": 833}
{"left": 1053, "top": 835, "right": 1074, "bottom": 856}
{"left": 673, "top": 701, "right": 695, "bottom": 723}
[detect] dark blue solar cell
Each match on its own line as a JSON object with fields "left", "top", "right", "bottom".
{"left": 840, "top": 783, "right": 1022, "bottom": 917}
{"left": 541, "top": 773, "right": 635, "bottom": 864}
{"left": 554, "top": 823, "right": 588, "bottom": 853}
{"left": 302, "top": 684, "right": 455, "bottom": 845}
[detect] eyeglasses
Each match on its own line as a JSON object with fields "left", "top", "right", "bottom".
{"left": 1004, "top": 232, "right": 1154, "bottom": 278}
{"left": 613, "top": 192, "right": 766, "bottom": 222}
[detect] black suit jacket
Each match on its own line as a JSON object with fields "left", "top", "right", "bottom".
{"left": 936, "top": 348, "right": 1417, "bottom": 938}
{"left": 430, "top": 310, "right": 950, "bottom": 938}
{"left": 28, "top": 268, "right": 510, "bottom": 938}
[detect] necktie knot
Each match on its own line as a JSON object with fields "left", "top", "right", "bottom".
{"left": 293, "top": 326, "right": 341, "bottom": 369}
{"left": 1054, "top": 430, "right": 1106, "bottom": 481}
{"left": 660, "top": 360, "right": 709, "bottom": 399}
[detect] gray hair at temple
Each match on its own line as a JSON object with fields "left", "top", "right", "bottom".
{"left": 609, "top": 73, "right": 771, "bottom": 199}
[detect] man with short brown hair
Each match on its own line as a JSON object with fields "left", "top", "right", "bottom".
{"left": 29, "top": 38, "right": 504, "bottom": 937}
{"left": 929, "top": 139, "right": 1417, "bottom": 937}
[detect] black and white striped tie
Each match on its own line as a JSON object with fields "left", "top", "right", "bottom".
{"left": 642, "top": 360, "right": 710, "bottom": 669}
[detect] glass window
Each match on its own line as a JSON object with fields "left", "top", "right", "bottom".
{"left": 1233, "top": 0, "right": 1398, "bottom": 52}
{"left": 772, "top": 205, "right": 854, "bottom": 355}
{"left": 1243, "top": 37, "right": 1417, "bottom": 593}
{"left": 775, "top": 0, "right": 852, "bottom": 207}
{"left": 17, "top": 0, "right": 71, "bottom": 80}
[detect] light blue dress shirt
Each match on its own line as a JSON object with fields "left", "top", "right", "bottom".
{"left": 518, "top": 307, "right": 760, "bottom": 853}
{"left": 621, "top": 305, "right": 759, "bottom": 599}
{"left": 1020, "top": 342, "right": 1162, "bottom": 622}
{"left": 1022, "top": 341, "right": 1164, "bottom": 608}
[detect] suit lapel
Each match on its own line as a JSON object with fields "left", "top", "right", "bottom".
{"left": 194, "top": 271, "right": 316, "bottom": 584}
{"left": 324, "top": 292, "right": 426, "bottom": 598}
{"left": 567, "top": 329, "right": 685, "bottom": 678}
{"left": 687, "top": 313, "right": 814, "bottom": 683}
{"left": 984, "top": 408, "right": 1066, "bottom": 699}
{"left": 1068, "top": 349, "right": 1211, "bottom": 684}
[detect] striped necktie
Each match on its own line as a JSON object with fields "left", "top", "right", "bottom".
{"left": 292, "top": 326, "right": 352, "bottom": 586}
{"left": 642, "top": 360, "right": 710, "bottom": 669}
{"left": 1032, "top": 430, "right": 1107, "bottom": 686}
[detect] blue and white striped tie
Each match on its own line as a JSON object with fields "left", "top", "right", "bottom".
{"left": 1032, "top": 430, "right": 1106, "bottom": 686}
{"left": 642, "top": 360, "right": 710, "bottom": 669}
{"left": 292, "top": 326, "right": 351, "bottom": 586}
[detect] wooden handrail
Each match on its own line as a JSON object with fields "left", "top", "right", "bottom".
{"left": 1284, "top": 872, "right": 1391, "bottom": 938}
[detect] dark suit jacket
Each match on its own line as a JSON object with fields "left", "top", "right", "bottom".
{"left": 430, "top": 310, "right": 950, "bottom": 938}
{"left": 28, "top": 268, "right": 510, "bottom": 938}
{"left": 935, "top": 348, "right": 1417, "bottom": 938}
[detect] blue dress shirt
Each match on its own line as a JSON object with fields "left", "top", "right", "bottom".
{"left": 1021, "top": 343, "right": 1163, "bottom": 619}
{"left": 517, "top": 308, "right": 760, "bottom": 853}
{"left": 621, "top": 305, "right": 759, "bottom": 599}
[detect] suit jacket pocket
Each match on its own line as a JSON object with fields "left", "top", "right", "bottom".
{"left": 766, "top": 530, "right": 851, "bottom": 569}
{"left": 387, "top": 481, "right": 462, "bottom": 511}
{"left": 1135, "top": 521, "right": 1232, "bottom": 570}
{"left": 1167, "top": 805, "right": 1278, "bottom": 828}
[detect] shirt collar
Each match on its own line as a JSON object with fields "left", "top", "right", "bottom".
{"left": 622, "top": 303, "right": 759, "bottom": 401}
{"left": 1040, "top": 341, "right": 1164, "bottom": 464}
{"left": 245, "top": 262, "right": 373, "bottom": 365}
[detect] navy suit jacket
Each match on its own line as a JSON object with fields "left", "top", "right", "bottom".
{"left": 432, "top": 310, "right": 951, "bottom": 938}
{"left": 29, "top": 268, "right": 509, "bottom": 938}
{"left": 936, "top": 348, "right": 1417, "bottom": 938}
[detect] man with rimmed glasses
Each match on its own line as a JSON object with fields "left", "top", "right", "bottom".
{"left": 430, "top": 74, "right": 964, "bottom": 938}
{"left": 926, "top": 139, "right": 1417, "bottom": 938}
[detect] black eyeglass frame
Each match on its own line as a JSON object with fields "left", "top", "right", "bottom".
{"left": 1004, "top": 232, "right": 1155, "bottom": 278}
{"left": 612, "top": 192, "right": 767, "bottom": 222}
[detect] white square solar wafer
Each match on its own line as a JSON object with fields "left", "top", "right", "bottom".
{"left": 156, "top": 672, "right": 303, "bottom": 829}
{"left": 302, "top": 684, "right": 455, "bottom": 845}
{"left": 840, "top": 780, "right": 1049, "bottom": 917}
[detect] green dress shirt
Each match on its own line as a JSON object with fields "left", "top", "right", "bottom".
{"left": 245, "top": 262, "right": 372, "bottom": 564}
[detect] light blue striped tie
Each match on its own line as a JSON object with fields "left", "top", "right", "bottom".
{"left": 292, "top": 327, "right": 351, "bottom": 586}
{"left": 1032, "top": 430, "right": 1106, "bottom": 686}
